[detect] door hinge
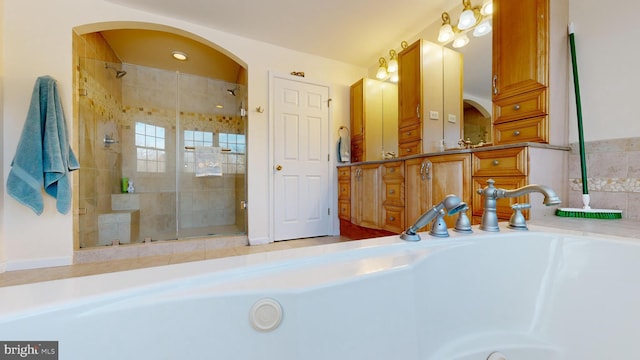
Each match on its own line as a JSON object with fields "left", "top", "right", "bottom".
{"left": 328, "top": 153, "right": 330, "bottom": 162}
{"left": 328, "top": 208, "right": 331, "bottom": 216}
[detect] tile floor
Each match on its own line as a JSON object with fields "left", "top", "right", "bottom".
{"left": 0, "top": 236, "right": 350, "bottom": 288}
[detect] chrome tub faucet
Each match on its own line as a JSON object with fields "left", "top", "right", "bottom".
{"left": 477, "top": 179, "right": 561, "bottom": 232}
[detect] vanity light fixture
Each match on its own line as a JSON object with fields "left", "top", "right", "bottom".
{"left": 437, "top": 0, "right": 492, "bottom": 48}
{"left": 376, "top": 57, "right": 388, "bottom": 80}
{"left": 172, "top": 51, "right": 188, "bottom": 61}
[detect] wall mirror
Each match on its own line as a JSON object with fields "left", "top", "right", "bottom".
{"left": 445, "top": 20, "right": 493, "bottom": 146}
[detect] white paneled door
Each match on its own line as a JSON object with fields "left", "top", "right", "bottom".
{"left": 273, "top": 75, "right": 330, "bottom": 241}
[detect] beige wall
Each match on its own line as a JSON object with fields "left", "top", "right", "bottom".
{"left": 0, "top": 0, "right": 364, "bottom": 271}
{"left": 2, "top": 0, "right": 639, "bottom": 271}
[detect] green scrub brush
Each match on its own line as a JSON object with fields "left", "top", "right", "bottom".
{"left": 555, "top": 23, "right": 622, "bottom": 219}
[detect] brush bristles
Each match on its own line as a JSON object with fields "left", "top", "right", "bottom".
{"left": 555, "top": 208, "right": 622, "bottom": 219}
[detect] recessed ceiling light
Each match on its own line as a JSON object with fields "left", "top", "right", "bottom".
{"left": 172, "top": 51, "right": 188, "bottom": 61}
{"left": 216, "top": 105, "right": 223, "bottom": 109}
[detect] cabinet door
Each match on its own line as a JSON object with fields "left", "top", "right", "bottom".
{"left": 492, "top": 0, "right": 548, "bottom": 100}
{"left": 429, "top": 153, "right": 471, "bottom": 228}
{"left": 398, "top": 40, "right": 422, "bottom": 129}
{"left": 350, "top": 164, "right": 381, "bottom": 229}
{"left": 405, "top": 157, "right": 432, "bottom": 232}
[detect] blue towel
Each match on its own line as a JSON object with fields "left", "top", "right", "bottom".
{"left": 6, "top": 76, "right": 79, "bottom": 215}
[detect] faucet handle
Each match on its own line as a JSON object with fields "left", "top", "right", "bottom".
{"left": 453, "top": 205, "right": 472, "bottom": 233}
{"left": 429, "top": 209, "right": 450, "bottom": 237}
{"left": 508, "top": 203, "right": 531, "bottom": 230}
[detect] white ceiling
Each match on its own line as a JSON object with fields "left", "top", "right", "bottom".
{"left": 105, "top": 0, "right": 459, "bottom": 68}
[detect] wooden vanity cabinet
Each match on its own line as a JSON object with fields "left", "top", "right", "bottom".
{"left": 492, "top": 0, "right": 550, "bottom": 145}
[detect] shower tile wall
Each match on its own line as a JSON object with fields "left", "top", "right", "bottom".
{"left": 567, "top": 137, "right": 640, "bottom": 219}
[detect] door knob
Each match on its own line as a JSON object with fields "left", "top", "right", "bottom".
{"left": 275, "top": 165, "right": 283, "bottom": 171}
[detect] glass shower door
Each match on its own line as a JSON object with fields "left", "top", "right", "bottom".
{"left": 176, "top": 73, "right": 247, "bottom": 239}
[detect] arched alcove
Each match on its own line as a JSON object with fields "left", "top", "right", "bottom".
{"left": 72, "top": 22, "right": 248, "bottom": 249}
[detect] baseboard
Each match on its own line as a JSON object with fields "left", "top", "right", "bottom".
{"left": 5, "top": 256, "right": 73, "bottom": 272}
{"left": 248, "top": 236, "right": 271, "bottom": 246}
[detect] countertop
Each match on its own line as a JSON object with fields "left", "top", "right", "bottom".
{"left": 337, "top": 142, "right": 571, "bottom": 167}
{"left": 528, "top": 216, "right": 640, "bottom": 240}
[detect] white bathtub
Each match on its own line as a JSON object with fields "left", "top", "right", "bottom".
{"left": 1, "top": 226, "right": 640, "bottom": 359}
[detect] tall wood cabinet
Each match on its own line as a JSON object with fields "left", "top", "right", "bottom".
{"left": 350, "top": 78, "right": 398, "bottom": 162}
{"left": 397, "top": 40, "right": 423, "bottom": 157}
{"left": 397, "top": 39, "right": 463, "bottom": 155}
{"left": 492, "top": 0, "right": 550, "bottom": 144}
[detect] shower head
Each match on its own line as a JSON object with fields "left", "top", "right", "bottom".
{"left": 105, "top": 63, "right": 127, "bottom": 79}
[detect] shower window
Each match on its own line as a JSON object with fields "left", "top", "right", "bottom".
{"left": 219, "top": 133, "right": 245, "bottom": 174}
{"left": 183, "top": 130, "right": 214, "bottom": 173}
{"left": 135, "top": 122, "right": 166, "bottom": 173}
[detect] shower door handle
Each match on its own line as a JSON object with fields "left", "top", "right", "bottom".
{"left": 275, "top": 164, "right": 283, "bottom": 171}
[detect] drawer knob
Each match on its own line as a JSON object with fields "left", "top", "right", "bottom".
{"left": 390, "top": 168, "right": 395, "bottom": 173}
{"left": 513, "top": 130, "right": 521, "bottom": 136}
{"left": 492, "top": 160, "right": 500, "bottom": 166}
{"left": 389, "top": 216, "right": 395, "bottom": 221}
{"left": 389, "top": 189, "right": 395, "bottom": 194}
{"left": 406, "top": 148, "right": 412, "bottom": 153}
{"left": 513, "top": 104, "right": 521, "bottom": 111}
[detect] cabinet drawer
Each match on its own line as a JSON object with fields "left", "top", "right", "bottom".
{"left": 338, "top": 166, "right": 351, "bottom": 179}
{"left": 494, "top": 88, "right": 547, "bottom": 124}
{"left": 398, "top": 123, "right": 421, "bottom": 143}
{"left": 338, "top": 200, "right": 351, "bottom": 220}
{"left": 383, "top": 181, "right": 404, "bottom": 205}
{"left": 382, "top": 205, "right": 405, "bottom": 233}
{"left": 382, "top": 161, "right": 404, "bottom": 179}
{"left": 399, "top": 140, "right": 422, "bottom": 157}
{"left": 472, "top": 147, "right": 527, "bottom": 177}
{"left": 338, "top": 180, "right": 351, "bottom": 200}
{"left": 472, "top": 176, "right": 528, "bottom": 219}
{"left": 494, "top": 116, "right": 548, "bottom": 144}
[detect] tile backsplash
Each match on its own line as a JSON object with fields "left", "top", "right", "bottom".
{"left": 567, "top": 137, "right": 640, "bottom": 219}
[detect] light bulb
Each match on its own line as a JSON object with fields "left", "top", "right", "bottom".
{"left": 387, "top": 58, "right": 398, "bottom": 73}
{"left": 457, "top": 9, "right": 477, "bottom": 30}
{"left": 473, "top": 19, "right": 492, "bottom": 37}
{"left": 438, "top": 23, "right": 454, "bottom": 43}
{"left": 452, "top": 34, "right": 470, "bottom": 48}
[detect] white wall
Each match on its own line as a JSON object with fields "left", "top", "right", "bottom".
{"left": 0, "top": 0, "right": 365, "bottom": 270}
{"left": 569, "top": 0, "right": 640, "bottom": 142}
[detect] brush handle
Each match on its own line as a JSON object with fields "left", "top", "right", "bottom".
{"left": 568, "top": 24, "right": 589, "bottom": 195}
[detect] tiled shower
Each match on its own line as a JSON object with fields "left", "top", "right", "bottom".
{"left": 77, "top": 56, "right": 247, "bottom": 248}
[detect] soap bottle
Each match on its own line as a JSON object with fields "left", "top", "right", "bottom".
{"left": 127, "top": 180, "right": 135, "bottom": 193}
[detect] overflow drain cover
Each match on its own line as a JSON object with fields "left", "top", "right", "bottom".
{"left": 249, "top": 298, "right": 283, "bottom": 332}
{"left": 487, "top": 352, "right": 507, "bottom": 360}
